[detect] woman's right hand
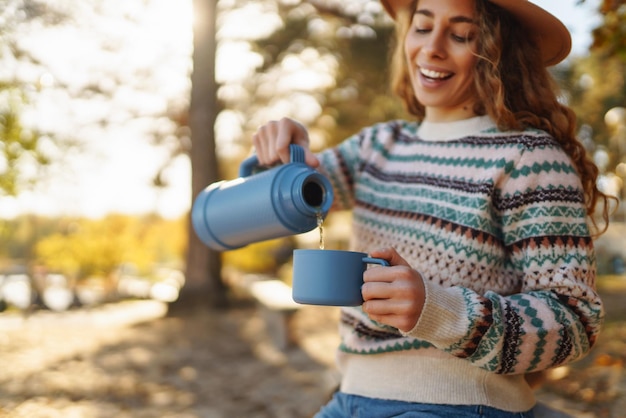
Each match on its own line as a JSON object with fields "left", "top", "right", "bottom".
{"left": 252, "top": 117, "right": 320, "bottom": 168}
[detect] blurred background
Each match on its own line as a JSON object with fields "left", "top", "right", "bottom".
{"left": 1, "top": 0, "right": 625, "bottom": 417}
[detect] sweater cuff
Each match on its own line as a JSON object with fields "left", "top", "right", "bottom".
{"left": 401, "top": 281, "right": 471, "bottom": 348}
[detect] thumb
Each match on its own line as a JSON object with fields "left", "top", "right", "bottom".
{"left": 304, "top": 149, "right": 320, "bottom": 168}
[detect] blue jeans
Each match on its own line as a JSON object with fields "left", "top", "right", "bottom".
{"left": 314, "top": 392, "right": 535, "bottom": 418}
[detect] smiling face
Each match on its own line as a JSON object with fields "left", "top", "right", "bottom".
{"left": 404, "top": 0, "right": 479, "bottom": 122}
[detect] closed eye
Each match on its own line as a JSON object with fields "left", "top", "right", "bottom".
{"left": 452, "top": 34, "right": 472, "bottom": 43}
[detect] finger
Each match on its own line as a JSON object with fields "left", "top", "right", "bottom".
{"left": 275, "top": 118, "right": 301, "bottom": 164}
{"left": 361, "top": 281, "right": 394, "bottom": 301}
{"left": 252, "top": 135, "right": 267, "bottom": 165}
{"left": 363, "top": 297, "right": 415, "bottom": 317}
{"left": 252, "top": 123, "right": 279, "bottom": 166}
{"left": 366, "top": 313, "right": 419, "bottom": 333}
{"left": 363, "top": 299, "right": 421, "bottom": 332}
{"left": 363, "top": 264, "right": 409, "bottom": 284}
{"left": 369, "top": 247, "right": 411, "bottom": 267}
{"left": 361, "top": 298, "right": 395, "bottom": 316}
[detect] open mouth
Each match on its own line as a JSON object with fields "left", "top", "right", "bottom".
{"left": 420, "top": 68, "right": 453, "bottom": 81}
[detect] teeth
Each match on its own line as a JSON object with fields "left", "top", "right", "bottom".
{"left": 420, "top": 68, "right": 451, "bottom": 79}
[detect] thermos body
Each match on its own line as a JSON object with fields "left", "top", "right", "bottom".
{"left": 192, "top": 145, "right": 333, "bottom": 251}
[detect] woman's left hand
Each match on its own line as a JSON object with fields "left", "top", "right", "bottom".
{"left": 361, "top": 247, "right": 425, "bottom": 333}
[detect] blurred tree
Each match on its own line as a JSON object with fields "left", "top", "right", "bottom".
{"left": 0, "top": 0, "right": 193, "bottom": 216}
{"left": 590, "top": 0, "right": 626, "bottom": 60}
{"left": 0, "top": 214, "right": 57, "bottom": 264}
{"left": 216, "top": 0, "right": 406, "bottom": 158}
{"left": 33, "top": 214, "right": 186, "bottom": 279}
{"left": 0, "top": 1, "right": 64, "bottom": 196}
{"left": 0, "top": 88, "right": 49, "bottom": 195}
{"left": 176, "top": 0, "right": 227, "bottom": 311}
{"left": 560, "top": 55, "right": 626, "bottom": 152}
{"left": 561, "top": 0, "right": 626, "bottom": 167}
{"left": 36, "top": 218, "right": 128, "bottom": 279}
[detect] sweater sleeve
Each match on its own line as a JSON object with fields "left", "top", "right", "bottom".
{"left": 402, "top": 139, "right": 604, "bottom": 375}
{"left": 316, "top": 123, "right": 381, "bottom": 211}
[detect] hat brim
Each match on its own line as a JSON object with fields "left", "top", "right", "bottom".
{"left": 380, "top": 0, "right": 571, "bottom": 66}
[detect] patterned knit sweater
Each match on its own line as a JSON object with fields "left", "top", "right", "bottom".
{"left": 315, "top": 115, "right": 604, "bottom": 412}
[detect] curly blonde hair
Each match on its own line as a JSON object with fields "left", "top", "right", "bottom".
{"left": 390, "top": 0, "right": 613, "bottom": 235}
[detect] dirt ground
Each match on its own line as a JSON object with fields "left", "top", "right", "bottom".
{"left": 0, "top": 282, "right": 625, "bottom": 418}
{"left": 0, "top": 298, "right": 341, "bottom": 418}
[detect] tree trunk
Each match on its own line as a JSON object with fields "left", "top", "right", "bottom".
{"left": 174, "top": 0, "right": 227, "bottom": 312}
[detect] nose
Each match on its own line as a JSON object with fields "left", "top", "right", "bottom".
{"left": 422, "top": 30, "right": 447, "bottom": 59}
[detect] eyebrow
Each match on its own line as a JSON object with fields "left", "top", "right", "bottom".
{"left": 415, "top": 9, "right": 477, "bottom": 25}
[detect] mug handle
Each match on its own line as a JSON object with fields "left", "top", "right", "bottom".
{"left": 362, "top": 257, "right": 390, "bottom": 267}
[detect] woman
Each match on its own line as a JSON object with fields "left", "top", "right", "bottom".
{"left": 253, "top": 0, "right": 612, "bottom": 416}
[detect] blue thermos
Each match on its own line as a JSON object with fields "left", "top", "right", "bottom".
{"left": 192, "top": 145, "right": 334, "bottom": 251}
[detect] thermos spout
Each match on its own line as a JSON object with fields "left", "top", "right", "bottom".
{"left": 303, "top": 179, "right": 324, "bottom": 207}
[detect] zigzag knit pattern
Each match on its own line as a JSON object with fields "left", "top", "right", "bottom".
{"left": 317, "top": 117, "right": 604, "bottom": 380}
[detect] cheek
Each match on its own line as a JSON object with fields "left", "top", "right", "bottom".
{"left": 457, "top": 53, "right": 478, "bottom": 81}
{"left": 404, "top": 34, "right": 419, "bottom": 61}
{"left": 461, "top": 45, "right": 479, "bottom": 69}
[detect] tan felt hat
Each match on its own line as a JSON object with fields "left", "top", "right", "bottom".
{"left": 380, "top": 0, "right": 572, "bottom": 66}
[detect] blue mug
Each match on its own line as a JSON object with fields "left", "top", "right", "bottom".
{"left": 292, "top": 249, "right": 389, "bottom": 306}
